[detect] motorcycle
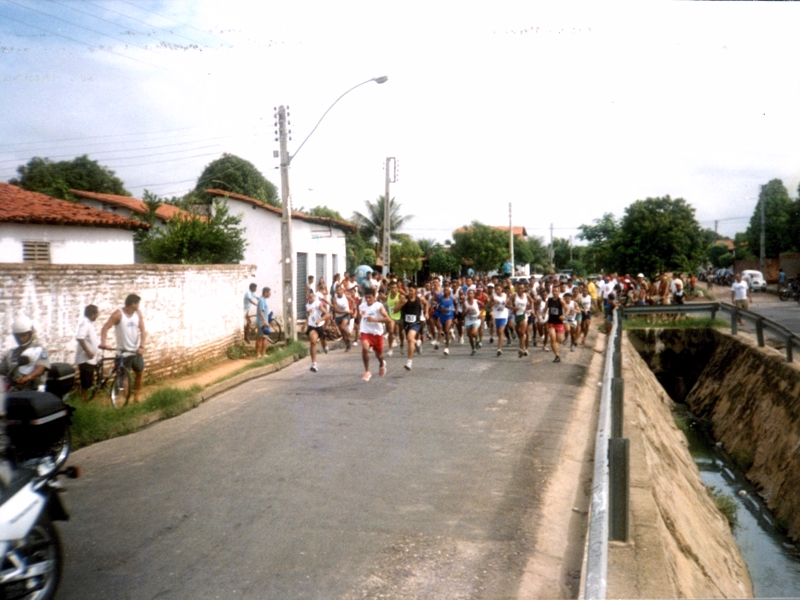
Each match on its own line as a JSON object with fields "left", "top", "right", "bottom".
{"left": 0, "top": 363, "right": 79, "bottom": 600}
{"left": 778, "top": 280, "right": 800, "bottom": 303}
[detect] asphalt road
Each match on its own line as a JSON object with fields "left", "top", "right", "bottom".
{"left": 58, "top": 337, "right": 595, "bottom": 600}
{"left": 747, "top": 292, "right": 800, "bottom": 335}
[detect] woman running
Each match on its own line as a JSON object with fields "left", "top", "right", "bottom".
{"left": 463, "top": 288, "right": 481, "bottom": 355}
{"left": 513, "top": 282, "right": 531, "bottom": 357}
{"left": 437, "top": 286, "right": 455, "bottom": 355}
{"left": 490, "top": 284, "right": 509, "bottom": 356}
{"left": 579, "top": 284, "right": 593, "bottom": 345}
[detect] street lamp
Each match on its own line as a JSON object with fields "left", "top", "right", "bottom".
{"left": 277, "top": 76, "right": 388, "bottom": 341}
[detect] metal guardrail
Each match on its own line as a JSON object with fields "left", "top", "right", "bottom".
{"left": 583, "top": 310, "right": 620, "bottom": 600}
{"left": 620, "top": 301, "right": 800, "bottom": 362}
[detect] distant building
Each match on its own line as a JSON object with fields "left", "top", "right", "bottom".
{"left": 0, "top": 183, "right": 147, "bottom": 265}
{"left": 205, "top": 189, "right": 356, "bottom": 321}
{"left": 70, "top": 189, "right": 196, "bottom": 228}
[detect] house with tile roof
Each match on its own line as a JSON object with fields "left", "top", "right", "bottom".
{"left": 205, "top": 189, "right": 357, "bottom": 321}
{"left": 71, "top": 189, "right": 196, "bottom": 226}
{"left": 0, "top": 182, "right": 147, "bottom": 264}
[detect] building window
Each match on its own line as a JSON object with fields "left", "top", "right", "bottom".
{"left": 23, "top": 241, "right": 50, "bottom": 264}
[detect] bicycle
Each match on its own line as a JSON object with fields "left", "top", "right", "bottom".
{"left": 86, "top": 346, "right": 136, "bottom": 408}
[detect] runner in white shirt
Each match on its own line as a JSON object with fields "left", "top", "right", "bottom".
{"left": 332, "top": 285, "right": 353, "bottom": 352}
{"left": 359, "top": 288, "right": 392, "bottom": 382}
{"left": 305, "top": 289, "right": 330, "bottom": 373}
{"left": 563, "top": 292, "right": 580, "bottom": 352}
{"left": 512, "top": 283, "right": 531, "bottom": 358}
{"left": 489, "top": 288, "right": 510, "bottom": 356}
{"left": 579, "top": 284, "right": 593, "bottom": 345}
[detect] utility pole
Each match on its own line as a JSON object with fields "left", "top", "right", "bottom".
{"left": 509, "top": 203, "right": 514, "bottom": 275}
{"left": 760, "top": 194, "right": 766, "bottom": 276}
{"left": 549, "top": 223, "right": 554, "bottom": 271}
{"left": 278, "top": 106, "right": 296, "bottom": 341}
{"left": 382, "top": 157, "right": 395, "bottom": 277}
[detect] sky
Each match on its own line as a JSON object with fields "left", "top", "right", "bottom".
{"left": 1, "top": 0, "right": 799, "bottom": 245}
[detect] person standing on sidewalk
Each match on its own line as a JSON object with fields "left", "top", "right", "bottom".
{"left": 359, "top": 288, "right": 392, "bottom": 382}
{"left": 75, "top": 304, "right": 100, "bottom": 401}
{"left": 255, "top": 287, "right": 273, "bottom": 358}
{"left": 100, "top": 294, "right": 146, "bottom": 402}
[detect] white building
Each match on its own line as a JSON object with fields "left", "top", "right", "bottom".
{"left": 206, "top": 189, "right": 356, "bottom": 321}
{"left": 0, "top": 183, "right": 147, "bottom": 265}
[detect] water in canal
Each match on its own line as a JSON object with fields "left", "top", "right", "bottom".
{"left": 678, "top": 407, "right": 800, "bottom": 598}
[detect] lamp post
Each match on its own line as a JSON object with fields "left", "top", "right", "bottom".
{"left": 277, "top": 76, "right": 388, "bottom": 341}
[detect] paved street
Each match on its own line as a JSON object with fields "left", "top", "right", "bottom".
{"left": 747, "top": 292, "right": 800, "bottom": 335}
{"left": 58, "top": 336, "right": 596, "bottom": 600}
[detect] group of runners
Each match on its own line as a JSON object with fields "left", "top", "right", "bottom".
{"left": 304, "top": 272, "right": 602, "bottom": 381}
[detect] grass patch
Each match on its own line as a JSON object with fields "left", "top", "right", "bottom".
{"left": 622, "top": 316, "right": 729, "bottom": 330}
{"left": 708, "top": 488, "right": 739, "bottom": 528}
{"left": 214, "top": 340, "right": 308, "bottom": 384}
{"left": 69, "top": 385, "right": 201, "bottom": 449}
{"left": 673, "top": 414, "right": 689, "bottom": 432}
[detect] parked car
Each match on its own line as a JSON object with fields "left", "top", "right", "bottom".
{"left": 741, "top": 270, "right": 767, "bottom": 292}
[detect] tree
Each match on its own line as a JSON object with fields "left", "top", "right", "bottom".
{"left": 390, "top": 237, "right": 424, "bottom": 278}
{"left": 9, "top": 155, "right": 129, "bottom": 200}
{"left": 351, "top": 195, "right": 413, "bottom": 260}
{"left": 450, "top": 221, "right": 509, "bottom": 274}
{"left": 578, "top": 212, "right": 620, "bottom": 273}
{"left": 192, "top": 153, "right": 279, "bottom": 207}
{"left": 745, "top": 179, "right": 796, "bottom": 257}
{"left": 524, "top": 236, "right": 550, "bottom": 272}
{"left": 707, "top": 242, "right": 732, "bottom": 268}
{"left": 138, "top": 198, "right": 247, "bottom": 264}
{"left": 429, "top": 248, "right": 461, "bottom": 276}
{"left": 416, "top": 238, "right": 442, "bottom": 261}
{"left": 615, "top": 196, "right": 705, "bottom": 277}
{"left": 345, "top": 232, "right": 376, "bottom": 272}
{"left": 303, "top": 205, "right": 345, "bottom": 220}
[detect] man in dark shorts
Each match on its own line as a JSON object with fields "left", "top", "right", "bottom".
{"left": 75, "top": 304, "right": 100, "bottom": 400}
{"left": 396, "top": 283, "right": 428, "bottom": 371}
{"left": 546, "top": 292, "right": 568, "bottom": 363}
{"left": 305, "top": 288, "right": 329, "bottom": 372}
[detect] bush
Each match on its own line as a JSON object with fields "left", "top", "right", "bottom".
{"left": 708, "top": 488, "right": 738, "bottom": 528}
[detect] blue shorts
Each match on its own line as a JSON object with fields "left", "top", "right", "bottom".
{"left": 439, "top": 315, "right": 453, "bottom": 327}
{"left": 404, "top": 323, "right": 422, "bottom": 334}
{"left": 494, "top": 318, "right": 507, "bottom": 329}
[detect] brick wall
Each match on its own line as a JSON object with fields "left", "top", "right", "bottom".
{"left": 0, "top": 264, "right": 255, "bottom": 380}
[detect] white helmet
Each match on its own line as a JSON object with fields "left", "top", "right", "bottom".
{"left": 12, "top": 315, "right": 34, "bottom": 349}
{"left": 12, "top": 316, "right": 33, "bottom": 335}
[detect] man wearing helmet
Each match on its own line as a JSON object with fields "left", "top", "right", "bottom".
{"left": 0, "top": 316, "right": 51, "bottom": 391}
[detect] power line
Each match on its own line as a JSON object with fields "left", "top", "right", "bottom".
{"left": 7, "top": 0, "right": 159, "bottom": 55}
{"left": 105, "top": 151, "right": 221, "bottom": 169}
{"left": 85, "top": 0, "right": 214, "bottom": 48}
{"left": 116, "top": 0, "right": 218, "bottom": 44}
{"left": 0, "top": 12, "right": 172, "bottom": 72}
{"left": 0, "top": 126, "right": 201, "bottom": 149}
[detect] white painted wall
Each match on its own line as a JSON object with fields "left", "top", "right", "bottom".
{"left": 226, "top": 198, "right": 348, "bottom": 322}
{"left": 0, "top": 224, "right": 134, "bottom": 264}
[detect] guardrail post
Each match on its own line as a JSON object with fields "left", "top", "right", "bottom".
{"left": 788, "top": 335, "right": 794, "bottom": 363}
{"left": 731, "top": 307, "right": 738, "bottom": 335}
{"left": 612, "top": 377, "right": 624, "bottom": 438}
{"left": 756, "top": 319, "right": 764, "bottom": 347}
{"left": 609, "top": 437, "right": 630, "bottom": 541}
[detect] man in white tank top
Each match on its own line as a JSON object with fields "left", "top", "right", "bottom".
{"left": 101, "top": 293, "right": 147, "bottom": 402}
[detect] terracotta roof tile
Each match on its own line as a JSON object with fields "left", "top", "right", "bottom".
{"left": 204, "top": 189, "right": 358, "bottom": 233}
{"left": 0, "top": 183, "right": 148, "bottom": 231}
{"left": 70, "top": 189, "right": 196, "bottom": 222}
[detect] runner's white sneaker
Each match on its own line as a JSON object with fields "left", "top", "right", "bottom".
{"left": 497, "top": 349, "right": 502, "bottom": 356}
{"left": 404, "top": 359, "right": 412, "bottom": 371}
{"left": 310, "top": 362, "right": 318, "bottom": 372}
{"left": 379, "top": 360, "right": 387, "bottom": 377}
{"left": 434, "top": 342, "right": 439, "bottom": 350}
{"left": 387, "top": 349, "right": 393, "bottom": 357}
{"left": 443, "top": 348, "right": 449, "bottom": 356}
{"left": 362, "top": 371, "right": 372, "bottom": 382}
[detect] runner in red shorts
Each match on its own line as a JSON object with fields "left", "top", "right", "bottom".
{"left": 359, "top": 289, "right": 392, "bottom": 381}
{"left": 546, "top": 292, "right": 568, "bottom": 363}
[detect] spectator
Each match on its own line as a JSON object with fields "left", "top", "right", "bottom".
{"left": 731, "top": 273, "right": 751, "bottom": 326}
{"left": 0, "top": 315, "right": 50, "bottom": 392}
{"left": 243, "top": 283, "right": 258, "bottom": 341}
{"left": 76, "top": 304, "right": 100, "bottom": 401}
{"left": 100, "top": 294, "right": 147, "bottom": 403}
{"left": 256, "top": 287, "right": 272, "bottom": 358}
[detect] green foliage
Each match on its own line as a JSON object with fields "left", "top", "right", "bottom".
{"left": 138, "top": 198, "right": 246, "bottom": 264}
{"left": 708, "top": 488, "right": 738, "bottom": 528}
{"left": 733, "top": 232, "right": 756, "bottom": 260}
{"left": 193, "top": 153, "right": 279, "bottom": 207}
{"left": 731, "top": 449, "right": 755, "bottom": 472}
{"left": 525, "top": 236, "right": 550, "bottom": 272}
{"left": 578, "top": 212, "right": 620, "bottom": 273}
{"left": 429, "top": 248, "right": 461, "bottom": 276}
{"left": 451, "top": 221, "right": 509, "bottom": 274}
{"left": 352, "top": 195, "right": 413, "bottom": 260}
{"left": 416, "top": 238, "right": 443, "bottom": 260}
{"left": 622, "top": 316, "right": 730, "bottom": 330}
{"left": 600, "top": 196, "right": 705, "bottom": 277}
{"left": 9, "top": 155, "right": 129, "bottom": 200}
{"left": 303, "top": 205, "right": 346, "bottom": 220}
{"left": 745, "top": 179, "right": 797, "bottom": 257}
{"left": 706, "top": 242, "right": 731, "bottom": 268}
{"left": 345, "top": 231, "right": 377, "bottom": 272}
{"left": 390, "top": 237, "right": 424, "bottom": 277}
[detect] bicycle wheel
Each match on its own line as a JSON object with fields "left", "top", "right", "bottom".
{"left": 267, "top": 321, "right": 283, "bottom": 344}
{"left": 110, "top": 367, "right": 131, "bottom": 408}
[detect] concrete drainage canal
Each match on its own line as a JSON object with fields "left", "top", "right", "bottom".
{"left": 629, "top": 327, "right": 800, "bottom": 597}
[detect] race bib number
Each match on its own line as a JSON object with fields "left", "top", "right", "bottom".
{"left": 404, "top": 314, "right": 418, "bottom": 323}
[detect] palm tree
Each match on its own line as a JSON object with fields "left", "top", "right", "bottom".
{"left": 351, "top": 195, "right": 413, "bottom": 258}
{"left": 416, "top": 238, "right": 442, "bottom": 260}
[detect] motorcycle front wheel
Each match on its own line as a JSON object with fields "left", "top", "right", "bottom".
{"left": 1, "top": 514, "right": 63, "bottom": 600}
